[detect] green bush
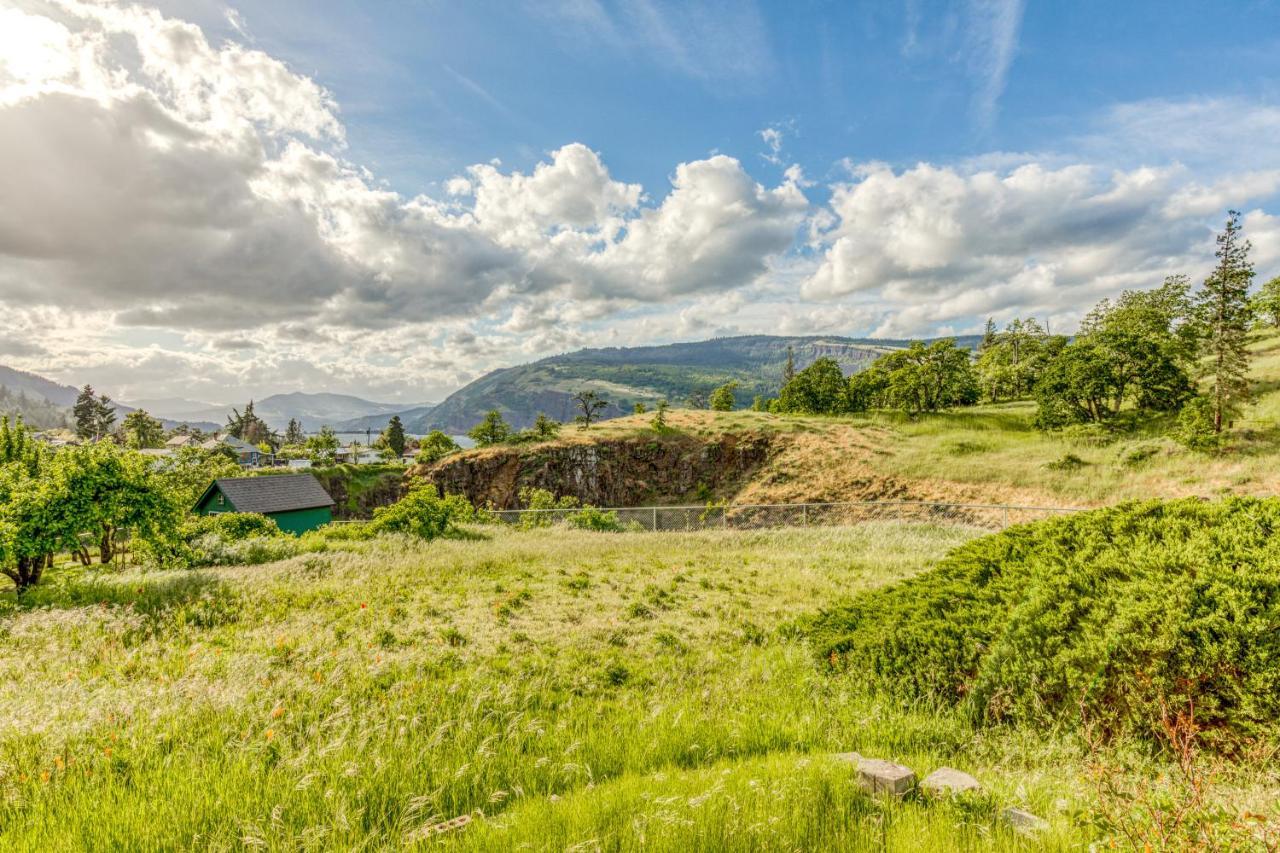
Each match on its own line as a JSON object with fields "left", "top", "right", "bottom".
{"left": 1174, "top": 396, "right": 1224, "bottom": 452}
{"left": 370, "top": 484, "right": 475, "bottom": 539}
{"left": 804, "top": 498, "right": 1280, "bottom": 749}
{"left": 1044, "top": 452, "right": 1088, "bottom": 471}
{"left": 565, "top": 506, "right": 627, "bottom": 532}
{"left": 182, "top": 512, "right": 284, "bottom": 541}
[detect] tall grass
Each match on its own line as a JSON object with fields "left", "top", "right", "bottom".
{"left": 0, "top": 524, "right": 1110, "bottom": 850}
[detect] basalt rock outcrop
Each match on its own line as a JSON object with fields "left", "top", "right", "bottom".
{"left": 414, "top": 432, "right": 775, "bottom": 509}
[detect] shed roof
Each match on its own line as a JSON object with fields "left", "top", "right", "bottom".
{"left": 197, "top": 474, "right": 334, "bottom": 514}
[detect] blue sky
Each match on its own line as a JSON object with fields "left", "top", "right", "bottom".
{"left": 175, "top": 0, "right": 1280, "bottom": 192}
{"left": 3, "top": 0, "right": 1280, "bottom": 405}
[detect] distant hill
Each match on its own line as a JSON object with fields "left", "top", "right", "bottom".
{"left": 0, "top": 365, "right": 81, "bottom": 408}
{"left": 140, "top": 392, "right": 434, "bottom": 432}
{"left": 333, "top": 403, "right": 438, "bottom": 432}
{"left": 405, "top": 334, "right": 983, "bottom": 433}
{"left": 0, "top": 366, "right": 219, "bottom": 431}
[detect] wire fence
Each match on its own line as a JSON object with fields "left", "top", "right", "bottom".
{"left": 488, "top": 500, "right": 1084, "bottom": 533}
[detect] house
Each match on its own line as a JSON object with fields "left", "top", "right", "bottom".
{"left": 165, "top": 434, "right": 199, "bottom": 450}
{"left": 201, "top": 434, "right": 272, "bottom": 467}
{"left": 192, "top": 474, "right": 335, "bottom": 534}
{"left": 336, "top": 445, "right": 382, "bottom": 465}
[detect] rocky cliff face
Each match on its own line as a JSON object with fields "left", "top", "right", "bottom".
{"left": 416, "top": 432, "right": 775, "bottom": 509}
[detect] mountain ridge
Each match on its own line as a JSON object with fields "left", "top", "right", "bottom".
{"left": 402, "top": 333, "right": 983, "bottom": 433}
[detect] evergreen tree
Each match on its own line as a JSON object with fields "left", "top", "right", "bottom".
{"left": 73, "top": 385, "right": 98, "bottom": 439}
{"left": 651, "top": 400, "right": 670, "bottom": 432}
{"left": 284, "top": 418, "right": 305, "bottom": 446}
{"left": 782, "top": 345, "right": 796, "bottom": 383}
{"left": 1195, "top": 211, "right": 1255, "bottom": 433}
{"left": 226, "top": 401, "right": 276, "bottom": 448}
{"left": 382, "top": 415, "right": 406, "bottom": 456}
{"left": 122, "top": 409, "right": 164, "bottom": 449}
{"left": 980, "top": 317, "right": 997, "bottom": 351}
{"left": 94, "top": 395, "right": 116, "bottom": 440}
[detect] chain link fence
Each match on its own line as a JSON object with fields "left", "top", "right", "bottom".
{"left": 489, "top": 500, "right": 1083, "bottom": 533}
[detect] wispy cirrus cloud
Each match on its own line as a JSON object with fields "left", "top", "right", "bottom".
{"left": 964, "top": 0, "right": 1025, "bottom": 130}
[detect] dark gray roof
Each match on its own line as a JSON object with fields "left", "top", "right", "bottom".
{"left": 204, "top": 474, "right": 334, "bottom": 514}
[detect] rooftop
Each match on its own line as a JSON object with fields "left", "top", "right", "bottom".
{"left": 198, "top": 474, "right": 335, "bottom": 514}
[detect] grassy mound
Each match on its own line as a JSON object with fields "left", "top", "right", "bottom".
{"left": 806, "top": 498, "right": 1280, "bottom": 747}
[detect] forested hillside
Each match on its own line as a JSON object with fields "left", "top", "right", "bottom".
{"left": 414, "top": 334, "right": 981, "bottom": 432}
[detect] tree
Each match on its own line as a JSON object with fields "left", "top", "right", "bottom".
{"left": 979, "top": 317, "right": 998, "bottom": 351}
{"left": 122, "top": 409, "right": 165, "bottom": 449}
{"left": 284, "top": 418, "right": 306, "bottom": 446}
{"left": 531, "top": 413, "right": 561, "bottom": 440}
{"left": 651, "top": 400, "right": 670, "bottom": 432}
{"left": 152, "top": 447, "right": 241, "bottom": 509}
{"left": 775, "top": 358, "right": 848, "bottom": 415}
{"left": 709, "top": 381, "right": 738, "bottom": 411}
{"left": 974, "top": 318, "right": 1063, "bottom": 402}
{"left": 1033, "top": 331, "right": 1193, "bottom": 429}
{"left": 469, "top": 410, "right": 511, "bottom": 447}
{"left": 305, "top": 426, "right": 340, "bottom": 463}
{"left": 73, "top": 385, "right": 98, "bottom": 439}
{"left": 572, "top": 390, "right": 608, "bottom": 429}
{"left": 1252, "top": 275, "right": 1280, "bottom": 328}
{"left": 782, "top": 345, "right": 796, "bottom": 383}
{"left": 417, "top": 430, "right": 461, "bottom": 464}
{"left": 226, "top": 401, "right": 277, "bottom": 449}
{"left": 95, "top": 395, "right": 117, "bottom": 440}
{"left": 875, "top": 340, "right": 980, "bottom": 415}
{"left": 1195, "top": 211, "right": 1255, "bottom": 433}
{"left": 381, "top": 416, "right": 406, "bottom": 457}
{"left": 633, "top": 402, "right": 648, "bottom": 414}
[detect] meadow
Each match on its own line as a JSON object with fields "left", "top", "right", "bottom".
{"left": 0, "top": 522, "right": 1155, "bottom": 850}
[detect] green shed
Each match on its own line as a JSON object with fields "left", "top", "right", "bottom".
{"left": 193, "top": 474, "right": 336, "bottom": 534}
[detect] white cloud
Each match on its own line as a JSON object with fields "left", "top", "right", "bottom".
{"left": 964, "top": 0, "right": 1025, "bottom": 130}
{"left": 801, "top": 158, "right": 1275, "bottom": 336}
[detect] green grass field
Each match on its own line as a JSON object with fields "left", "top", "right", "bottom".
{"left": 0, "top": 523, "right": 1153, "bottom": 850}
{"left": 8, "top": 521, "right": 1273, "bottom": 850}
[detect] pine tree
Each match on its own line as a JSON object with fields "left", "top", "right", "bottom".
{"left": 94, "top": 395, "right": 116, "bottom": 440}
{"left": 1195, "top": 210, "right": 1255, "bottom": 433}
{"left": 782, "top": 346, "right": 796, "bottom": 383}
{"left": 73, "top": 385, "right": 98, "bottom": 439}
{"left": 284, "top": 418, "right": 305, "bottom": 446}
{"left": 980, "top": 317, "right": 997, "bottom": 351}
{"left": 383, "top": 415, "right": 406, "bottom": 456}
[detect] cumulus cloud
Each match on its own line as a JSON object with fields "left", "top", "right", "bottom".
{"left": 0, "top": 1, "right": 805, "bottom": 338}
{"left": 801, "top": 159, "right": 1268, "bottom": 336}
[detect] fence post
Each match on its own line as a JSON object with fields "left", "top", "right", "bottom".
{"left": 652, "top": 506, "right": 658, "bottom": 532}
{"left": 802, "top": 505, "right": 808, "bottom": 527}
{"left": 1002, "top": 507, "right": 1009, "bottom": 528}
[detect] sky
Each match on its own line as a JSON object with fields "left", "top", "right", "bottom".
{"left": 2, "top": 0, "right": 1280, "bottom": 406}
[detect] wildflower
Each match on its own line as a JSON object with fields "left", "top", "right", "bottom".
{"left": 40, "top": 771, "right": 49, "bottom": 783}
{"left": 271, "top": 705, "right": 285, "bottom": 719}
{"left": 360, "top": 603, "right": 367, "bottom": 609}
{"left": 54, "top": 756, "right": 64, "bottom": 770}
{"left": 104, "top": 747, "right": 112, "bottom": 758}
{"left": 265, "top": 729, "right": 275, "bottom": 741}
